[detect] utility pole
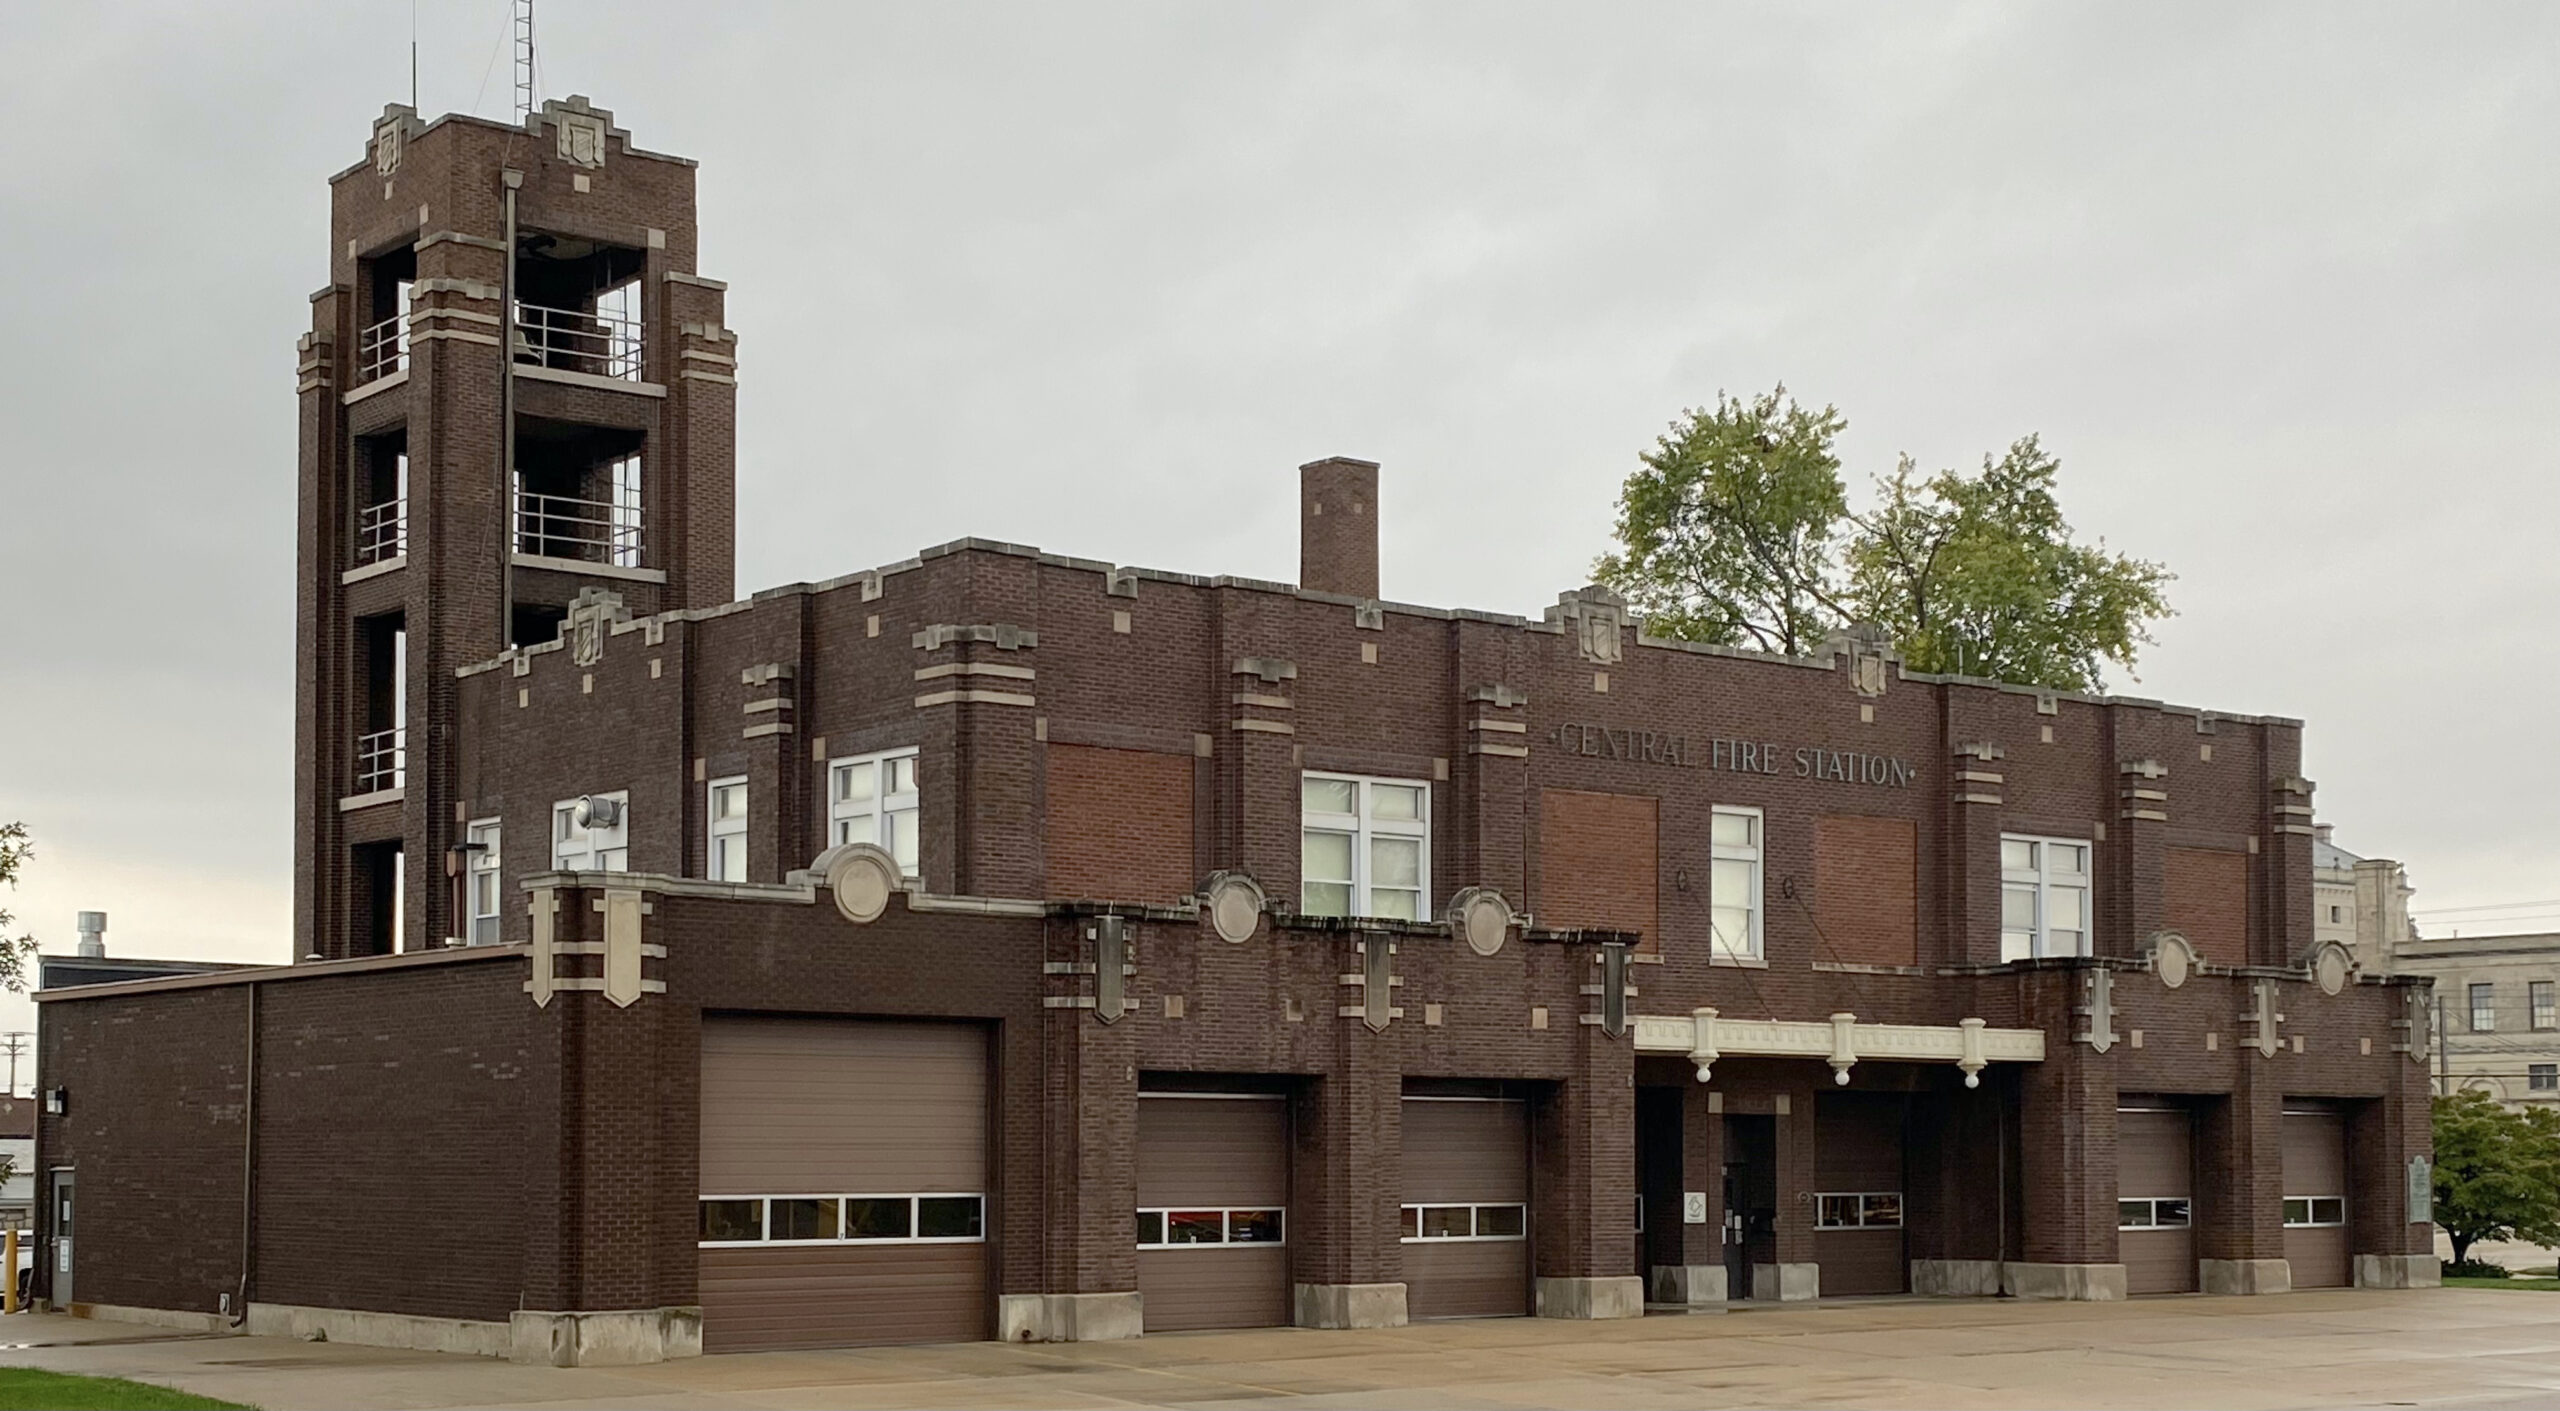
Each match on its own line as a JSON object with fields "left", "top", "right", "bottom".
{"left": 0, "top": 1033, "right": 27, "bottom": 1098}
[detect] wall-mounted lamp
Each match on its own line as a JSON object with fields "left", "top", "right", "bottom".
{"left": 42, "top": 1087, "right": 66, "bottom": 1117}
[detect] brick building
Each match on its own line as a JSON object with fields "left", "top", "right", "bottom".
{"left": 32, "top": 98, "right": 2438, "bottom": 1366}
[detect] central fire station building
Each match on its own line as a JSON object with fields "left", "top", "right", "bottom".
{"left": 30, "top": 97, "right": 2437, "bottom": 1365}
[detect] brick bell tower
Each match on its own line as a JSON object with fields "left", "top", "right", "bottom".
{"left": 294, "top": 96, "right": 737, "bottom": 960}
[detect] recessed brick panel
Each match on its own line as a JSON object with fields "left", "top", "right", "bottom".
{"left": 1539, "top": 788, "right": 1658, "bottom": 953}
{"left": 1814, "top": 815, "right": 1918, "bottom": 967}
{"left": 1046, "top": 743, "right": 1195, "bottom": 904}
{"left": 2166, "top": 846, "right": 2249, "bottom": 964}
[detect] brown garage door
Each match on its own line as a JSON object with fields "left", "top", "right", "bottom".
{"left": 698, "top": 1017, "right": 989, "bottom": 1352}
{"left": 2283, "top": 1106, "right": 2351, "bottom": 1289}
{"left": 1137, "top": 1093, "right": 1290, "bottom": 1331}
{"left": 1814, "top": 1093, "right": 1906, "bottom": 1296}
{"left": 2118, "top": 1102, "right": 2196, "bottom": 1295}
{"left": 1401, "top": 1095, "right": 1530, "bottom": 1319}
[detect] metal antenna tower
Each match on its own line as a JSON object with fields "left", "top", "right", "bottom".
{"left": 512, "top": 0, "right": 536, "bottom": 120}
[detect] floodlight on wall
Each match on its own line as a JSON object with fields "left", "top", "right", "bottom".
{"left": 42, "top": 1088, "right": 65, "bottom": 1117}
{"left": 573, "top": 794, "right": 622, "bottom": 829}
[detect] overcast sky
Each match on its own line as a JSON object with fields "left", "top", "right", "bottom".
{"left": 1, "top": 2, "right": 2554, "bottom": 1047}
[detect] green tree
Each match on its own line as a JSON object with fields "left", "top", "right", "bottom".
{"left": 0, "top": 822, "right": 34, "bottom": 992}
{"left": 1595, "top": 387, "right": 2175, "bottom": 692}
{"left": 1843, "top": 438, "right": 2175, "bottom": 690}
{"left": 2432, "top": 1088, "right": 2560, "bottom": 1269}
{"left": 1593, "top": 386, "right": 1851, "bottom": 657}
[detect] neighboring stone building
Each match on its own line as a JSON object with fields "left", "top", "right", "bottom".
{"left": 2316, "top": 827, "right": 2560, "bottom": 1106}
{"left": 29, "top": 94, "right": 2439, "bottom": 1367}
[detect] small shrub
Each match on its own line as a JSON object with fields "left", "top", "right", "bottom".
{"left": 2445, "top": 1259, "right": 2513, "bottom": 1279}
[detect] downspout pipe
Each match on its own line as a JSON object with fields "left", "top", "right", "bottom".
{"left": 498, "top": 169, "right": 523, "bottom": 650}
{"left": 231, "top": 980, "right": 258, "bottom": 1326}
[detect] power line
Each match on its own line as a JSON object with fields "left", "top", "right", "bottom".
{"left": 2414, "top": 898, "right": 2560, "bottom": 915}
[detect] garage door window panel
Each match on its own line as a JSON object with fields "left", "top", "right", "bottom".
{"left": 1815, "top": 1192, "right": 1903, "bottom": 1229}
{"left": 700, "top": 1194, "right": 985, "bottom": 1246}
{"left": 1403, "top": 1203, "right": 1527, "bottom": 1241}
{"left": 1136, "top": 1208, "right": 1285, "bottom": 1248}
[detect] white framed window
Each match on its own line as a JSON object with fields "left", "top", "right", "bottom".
{"left": 2470, "top": 982, "right": 2497, "bottom": 1033}
{"left": 2001, "top": 835, "right": 2091, "bottom": 960}
{"left": 698, "top": 1193, "right": 985, "bottom": 1246}
{"left": 1399, "top": 1203, "right": 1527, "bottom": 1241}
{"left": 707, "top": 776, "right": 748, "bottom": 883}
{"left": 829, "top": 748, "right": 920, "bottom": 876}
{"left": 465, "top": 818, "right": 502, "bottom": 944}
{"left": 1815, "top": 1192, "right": 1904, "bottom": 1229}
{"left": 1300, "top": 773, "right": 1430, "bottom": 921}
{"left": 2281, "top": 1196, "right": 2345, "bottom": 1228}
{"left": 1134, "top": 1208, "right": 1285, "bottom": 1249}
{"left": 2533, "top": 981, "right": 2555, "bottom": 1031}
{"left": 1710, "top": 807, "right": 1763, "bottom": 960}
{"left": 552, "top": 791, "right": 629, "bottom": 871}
{"left": 2117, "top": 1197, "right": 2193, "bottom": 1230}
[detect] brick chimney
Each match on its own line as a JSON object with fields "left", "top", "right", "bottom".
{"left": 1299, "top": 457, "right": 1381, "bottom": 599}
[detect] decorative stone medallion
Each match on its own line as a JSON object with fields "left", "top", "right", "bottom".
{"left": 1447, "top": 886, "right": 1514, "bottom": 957}
{"left": 822, "top": 843, "right": 903, "bottom": 924}
{"left": 1201, "top": 871, "right": 1265, "bottom": 944}
{"left": 2308, "top": 939, "right": 2355, "bottom": 996}
{"left": 2146, "top": 930, "right": 2198, "bottom": 989}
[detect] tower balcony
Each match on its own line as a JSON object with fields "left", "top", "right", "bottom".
{"left": 355, "top": 312, "right": 408, "bottom": 386}
{"left": 353, "top": 725, "right": 405, "bottom": 797}
{"left": 515, "top": 487, "right": 642, "bottom": 569}
{"left": 514, "top": 298, "right": 642, "bottom": 383}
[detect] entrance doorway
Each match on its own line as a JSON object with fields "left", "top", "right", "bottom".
{"left": 1634, "top": 1087, "right": 1684, "bottom": 1279}
{"left": 1722, "top": 1115, "right": 1776, "bottom": 1299}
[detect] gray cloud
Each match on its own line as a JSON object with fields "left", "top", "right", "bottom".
{"left": 2, "top": 0, "right": 2553, "bottom": 1033}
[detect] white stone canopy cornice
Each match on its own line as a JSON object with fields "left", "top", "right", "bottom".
{"left": 1632, "top": 1009, "right": 2047, "bottom": 1088}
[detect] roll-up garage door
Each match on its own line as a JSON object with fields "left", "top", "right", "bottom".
{"left": 1814, "top": 1094, "right": 1906, "bottom": 1295}
{"left": 697, "top": 1018, "right": 989, "bottom": 1352}
{"left": 1401, "top": 1095, "right": 1530, "bottom": 1319}
{"left": 2283, "top": 1106, "right": 2351, "bottom": 1289}
{"left": 1136, "top": 1094, "right": 1290, "bottom": 1332}
{"left": 2118, "top": 1102, "right": 2196, "bottom": 1295}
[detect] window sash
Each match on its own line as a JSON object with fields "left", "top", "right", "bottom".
{"left": 2533, "top": 983, "right": 2556, "bottom": 1031}
{"left": 2471, "top": 984, "right": 2496, "bottom": 1032}
{"left": 2281, "top": 1196, "right": 2345, "bottom": 1228}
{"left": 1299, "top": 773, "right": 1430, "bottom": 921}
{"left": 697, "top": 1193, "right": 986, "bottom": 1246}
{"left": 2532, "top": 1065, "right": 2558, "bottom": 1092}
{"left": 2001, "top": 833, "right": 2092, "bottom": 960}
{"left": 1814, "top": 1191, "right": 1904, "bottom": 1229}
{"left": 465, "top": 819, "right": 502, "bottom": 943}
{"left": 2117, "top": 1196, "right": 2193, "bottom": 1230}
{"left": 828, "top": 749, "right": 921, "bottom": 875}
{"left": 1709, "top": 806, "right": 1763, "bottom": 959}
{"left": 551, "top": 793, "right": 629, "bottom": 871}
{"left": 707, "top": 777, "right": 748, "bottom": 883}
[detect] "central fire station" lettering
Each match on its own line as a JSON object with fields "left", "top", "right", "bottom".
{"left": 1547, "top": 724, "right": 1914, "bottom": 788}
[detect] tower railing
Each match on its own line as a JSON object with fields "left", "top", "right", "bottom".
{"left": 354, "top": 726, "right": 405, "bottom": 795}
{"left": 514, "top": 300, "right": 643, "bottom": 381}
{"left": 355, "top": 497, "right": 408, "bottom": 565}
{"left": 355, "top": 313, "right": 408, "bottom": 385}
{"left": 515, "top": 489, "right": 642, "bottom": 568}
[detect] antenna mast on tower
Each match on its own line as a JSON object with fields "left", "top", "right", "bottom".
{"left": 512, "top": 0, "right": 536, "bottom": 120}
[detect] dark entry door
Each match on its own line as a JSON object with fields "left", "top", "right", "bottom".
{"left": 1722, "top": 1115, "right": 1776, "bottom": 1300}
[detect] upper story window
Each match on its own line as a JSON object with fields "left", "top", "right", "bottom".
{"left": 830, "top": 749, "right": 920, "bottom": 877}
{"left": 552, "top": 791, "right": 630, "bottom": 872}
{"left": 2470, "top": 982, "right": 2497, "bottom": 1033}
{"left": 1710, "top": 807, "right": 1763, "bottom": 960}
{"left": 1300, "top": 773, "right": 1429, "bottom": 921}
{"left": 2328, "top": 904, "right": 2344, "bottom": 924}
{"left": 707, "top": 777, "right": 748, "bottom": 883}
{"left": 2534, "top": 1064, "right": 2559, "bottom": 1093}
{"left": 2533, "top": 981, "right": 2555, "bottom": 1031}
{"left": 2002, "top": 835, "right": 2090, "bottom": 960}
{"left": 465, "top": 819, "right": 502, "bottom": 943}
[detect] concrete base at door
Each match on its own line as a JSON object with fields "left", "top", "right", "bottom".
{"left": 996, "top": 1291, "right": 1145, "bottom": 1343}
{"left": 2001, "top": 1262, "right": 2126, "bottom": 1301}
{"left": 1535, "top": 1276, "right": 1645, "bottom": 1320}
{"left": 509, "top": 1307, "right": 702, "bottom": 1366}
{"left": 2355, "top": 1254, "right": 2442, "bottom": 1289}
{"left": 1750, "top": 1263, "right": 1820, "bottom": 1302}
{"left": 1294, "top": 1282, "right": 1407, "bottom": 1329}
{"left": 2200, "top": 1259, "right": 2292, "bottom": 1296}
{"left": 1911, "top": 1259, "right": 2004, "bottom": 1297}
{"left": 1649, "top": 1264, "right": 1727, "bottom": 1307}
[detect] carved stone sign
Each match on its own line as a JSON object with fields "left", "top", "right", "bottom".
{"left": 1546, "top": 723, "right": 1913, "bottom": 787}
{"left": 2408, "top": 1155, "right": 2433, "bottom": 1224}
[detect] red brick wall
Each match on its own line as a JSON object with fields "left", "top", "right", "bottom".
{"left": 1045, "top": 744, "right": 1195, "bottom": 904}
{"left": 2166, "top": 846, "right": 2249, "bottom": 964}
{"left": 1813, "top": 815, "right": 1918, "bottom": 967}
{"left": 1539, "top": 788, "right": 1659, "bottom": 952}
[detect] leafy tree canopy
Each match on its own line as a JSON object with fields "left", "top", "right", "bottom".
{"left": 1595, "top": 385, "right": 2174, "bottom": 692}
{"left": 2433, "top": 1088, "right": 2560, "bottom": 1268}
{"left": 0, "top": 822, "right": 33, "bottom": 993}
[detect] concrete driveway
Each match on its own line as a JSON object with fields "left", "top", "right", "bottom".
{"left": 4, "top": 1290, "right": 2558, "bottom": 1410}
